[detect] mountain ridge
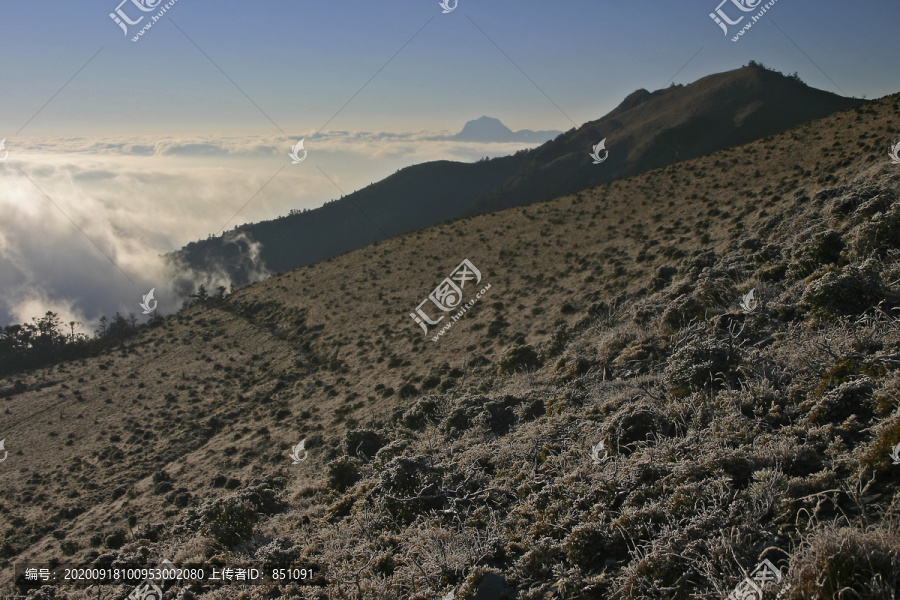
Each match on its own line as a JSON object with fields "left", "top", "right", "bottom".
{"left": 172, "top": 64, "right": 863, "bottom": 296}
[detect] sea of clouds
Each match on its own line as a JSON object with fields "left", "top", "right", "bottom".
{"left": 0, "top": 130, "right": 534, "bottom": 333}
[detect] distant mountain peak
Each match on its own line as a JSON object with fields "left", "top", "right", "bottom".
{"left": 473, "top": 116, "right": 506, "bottom": 125}
{"left": 458, "top": 116, "right": 513, "bottom": 139}
{"left": 454, "top": 116, "right": 562, "bottom": 144}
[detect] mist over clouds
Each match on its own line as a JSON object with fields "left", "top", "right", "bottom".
{"left": 16, "top": 130, "right": 535, "bottom": 161}
{"left": 0, "top": 129, "right": 543, "bottom": 330}
{"left": 0, "top": 155, "right": 274, "bottom": 330}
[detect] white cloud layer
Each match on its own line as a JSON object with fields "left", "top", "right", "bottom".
{"left": 0, "top": 130, "right": 540, "bottom": 330}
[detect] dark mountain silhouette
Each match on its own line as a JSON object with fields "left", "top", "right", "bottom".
{"left": 452, "top": 116, "right": 562, "bottom": 143}
{"left": 173, "top": 157, "right": 522, "bottom": 286}
{"left": 170, "top": 64, "right": 863, "bottom": 285}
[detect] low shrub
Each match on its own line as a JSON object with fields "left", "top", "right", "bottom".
{"left": 326, "top": 456, "right": 362, "bottom": 492}
{"left": 402, "top": 396, "right": 442, "bottom": 430}
{"left": 611, "top": 336, "right": 666, "bottom": 377}
{"left": 789, "top": 229, "right": 844, "bottom": 278}
{"left": 553, "top": 354, "right": 594, "bottom": 382}
{"left": 790, "top": 526, "right": 900, "bottom": 599}
{"left": 848, "top": 204, "right": 900, "bottom": 258}
{"left": 342, "top": 428, "right": 386, "bottom": 460}
{"left": 398, "top": 383, "right": 419, "bottom": 399}
{"left": 178, "top": 486, "right": 284, "bottom": 548}
{"left": 375, "top": 455, "right": 443, "bottom": 523}
{"left": 802, "top": 261, "right": 884, "bottom": 317}
{"left": 805, "top": 378, "right": 876, "bottom": 425}
{"left": 255, "top": 538, "right": 300, "bottom": 572}
{"left": 665, "top": 336, "right": 738, "bottom": 397}
{"left": 498, "top": 344, "right": 542, "bottom": 374}
{"left": 565, "top": 522, "right": 628, "bottom": 572}
{"left": 374, "top": 439, "right": 410, "bottom": 467}
{"left": 660, "top": 294, "right": 705, "bottom": 332}
{"left": 650, "top": 265, "right": 678, "bottom": 290}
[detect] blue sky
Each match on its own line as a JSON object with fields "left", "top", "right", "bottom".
{"left": 1, "top": 0, "right": 899, "bottom": 328}
{"left": 2, "top": 0, "right": 898, "bottom": 138}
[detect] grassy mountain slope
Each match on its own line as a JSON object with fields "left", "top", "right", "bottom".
{"left": 1, "top": 93, "right": 900, "bottom": 600}
{"left": 171, "top": 65, "right": 862, "bottom": 286}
